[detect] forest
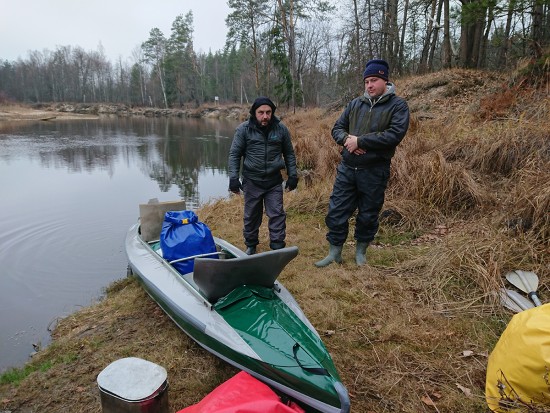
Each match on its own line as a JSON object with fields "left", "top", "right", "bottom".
{"left": 0, "top": 0, "right": 548, "bottom": 109}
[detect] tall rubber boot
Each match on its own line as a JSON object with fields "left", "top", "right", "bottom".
{"left": 355, "top": 242, "right": 369, "bottom": 266}
{"left": 270, "top": 241, "right": 286, "bottom": 250}
{"left": 314, "top": 244, "right": 343, "bottom": 268}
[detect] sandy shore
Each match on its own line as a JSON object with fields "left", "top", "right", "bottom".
{"left": 0, "top": 103, "right": 249, "bottom": 123}
{"left": 0, "top": 105, "right": 99, "bottom": 122}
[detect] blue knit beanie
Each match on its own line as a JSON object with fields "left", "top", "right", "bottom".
{"left": 363, "top": 59, "right": 390, "bottom": 81}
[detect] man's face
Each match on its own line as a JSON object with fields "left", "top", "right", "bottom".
{"left": 255, "top": 105, "right": 272, "bottom": 126}
{"left": 364, "top": 76, "right": 387, "bottom": 98}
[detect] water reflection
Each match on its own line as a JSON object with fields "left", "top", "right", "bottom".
{"left": 0, "top": 117, "right": 236, "bottom": 209}
{"left": 0, "top": 116, "right": 238, "bottom": 372}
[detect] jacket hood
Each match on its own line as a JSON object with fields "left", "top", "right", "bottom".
{"left": 362, "top": 82, "right": 396, "bottom": 105}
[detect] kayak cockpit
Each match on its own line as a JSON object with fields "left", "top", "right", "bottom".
{"left": 193, "top": 246, "right": 299, "bottom": 302}
{"left": 147, "top": 235, "right": 298, "bottom": 304}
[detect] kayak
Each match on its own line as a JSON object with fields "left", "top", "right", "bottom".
{"left": 125, "top": 221, "right": 350, "bottom": 413}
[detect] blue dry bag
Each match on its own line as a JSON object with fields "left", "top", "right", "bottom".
{"left": 160, "top": 210, "right": 217, "bottom": 274}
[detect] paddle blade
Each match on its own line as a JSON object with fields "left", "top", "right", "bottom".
{"left": 497, "top": 288, "right": 535, "bottom": 312}
{"left": 496, "top": 289, "right": 523, "bottom": 313}
{"left": 505, "top": 270, "right": 542, "bottom": 306}
{"left": 515, "top": 270, "right": 539, "bottom": 290}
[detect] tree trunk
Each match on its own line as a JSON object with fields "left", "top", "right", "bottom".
{"left": 428, "top": 0, "right": 443, "bottom": 70}
{"left": 530, "top": 0, "right": 544, "bottom": 58}
{"left": 249, "top": 12, "right": 260, "bottom": 91}
{"left": 471, "top": 18, "right": 486, "bottom": 68}
{"left": 442, "top": 0, "right": 452, "bottom": 67}
{"left": 459, "top": 0, "right": 488, "bottom": 68}
{"left": 497, "top": 0, "right": 516, "bottom": 67}
{"left": 398, "top": 0, "right": 410, "bottom": 73}
{"left": 352, "top": 0, "right": 362, "bottom": 73}
{"left": 479, "top": 1, "right": 495, "bottom": 68}
{"left": 419, "top": 0, "right": 437, "bottom": 73}
{"left": 384, "top": 0, "right": 399, "bottom": 68}
{"left": 276, "top": 0, "right": 297, "bottom": 110}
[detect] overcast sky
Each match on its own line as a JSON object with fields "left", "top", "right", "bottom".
{"left": 0, "top": 0, "right": 230, "bottom": 63}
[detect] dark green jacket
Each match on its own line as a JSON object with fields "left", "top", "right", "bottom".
{"left": 332, "top": 83, "right": 409, "bottom": 168}
{"left": 228, "top": 117, "right": 297, "bottom": 184}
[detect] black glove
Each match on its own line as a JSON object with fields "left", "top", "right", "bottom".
{"left": 229, "top": 177, "right": 242, "bottom": 194}
{"left": 285, "top": 176, "right": 298, "bottom": 191}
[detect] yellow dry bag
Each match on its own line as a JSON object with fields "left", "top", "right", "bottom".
{"left": 486, "top": 303, "right": 550, "bottom": 411}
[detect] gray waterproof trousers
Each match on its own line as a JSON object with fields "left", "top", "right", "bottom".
{"left": 242, "top": 179, "right": 286, "bottom": 247}
{"left": 325, "top": 162, "right": 390, "bottom": 246}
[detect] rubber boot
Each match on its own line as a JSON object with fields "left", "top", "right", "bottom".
{"left": 270, "top": 241, "right": 286, "bottom": 250}
{"left": 355, "top": 242, "right": 369, "bottom": 266}
{"left": 245, "top": 246, "right": 256, "bottom": 255}
{"left": 314, "top": 244, "right": 343, "bottom": 268}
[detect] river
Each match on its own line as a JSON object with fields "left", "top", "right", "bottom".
{"left": 0, "top": 116, "right": 239, "bottom": 372}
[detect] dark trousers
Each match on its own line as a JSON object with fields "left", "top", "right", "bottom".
{"left": 325, "top": 162, "right": 390, "bottom": 246}
{"left": 242, "top": 179, "right": 286, "bottom": 247}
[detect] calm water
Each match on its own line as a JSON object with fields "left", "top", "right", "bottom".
{"left": 0, "top": 116, "right": 239, "bottom": 372}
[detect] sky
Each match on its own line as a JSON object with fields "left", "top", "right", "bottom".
{"left": 0, "top": 0, "right": 231, "bottom": 63}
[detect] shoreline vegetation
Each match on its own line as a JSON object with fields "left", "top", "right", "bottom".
{"left": 0, "top": 102, "right": 250, "bottom": 123}
{"left": 1, "top": 68, "right": 549, "bottom": 412}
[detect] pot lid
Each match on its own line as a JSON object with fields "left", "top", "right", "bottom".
{"left": 97, "top": 357, "right": 167, "bottom": 401}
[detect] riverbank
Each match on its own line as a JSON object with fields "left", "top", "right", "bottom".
{"left": 0, "top": 103, "right": 98, "bottom": 121}
{"left": 0, "top": 102, "right": 249, "bottom": 123}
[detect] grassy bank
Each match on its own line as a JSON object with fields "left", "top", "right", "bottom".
{"left": 1, "top": 67, "right": 548, "bottom": 413}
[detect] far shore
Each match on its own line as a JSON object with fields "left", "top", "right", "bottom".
{"left": 0, "top": 102, "right": 249, "bottom": 122}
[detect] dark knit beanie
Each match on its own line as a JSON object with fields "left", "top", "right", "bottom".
{"left": 363, "top": 59, "right": 390, "bottom": 81}
{"left": 249, "top": 96, "right": 276, "bottom": 116}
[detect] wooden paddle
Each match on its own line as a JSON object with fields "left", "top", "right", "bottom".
{"left": 497, "top": 288, "right": 535, "bottom": 312}
{"left": 505, "top": 270, "right": 542, "bottom": 306}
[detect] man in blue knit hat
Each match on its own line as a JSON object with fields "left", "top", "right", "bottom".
{"left": 315, "top": 59, "right": 410, "bottom": 267}
{"left": 228, "top": 96, "right": 298, "bottom": 255}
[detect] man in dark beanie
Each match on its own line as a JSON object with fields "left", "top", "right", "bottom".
{"left": 315, "top": 59, "right": 409, "bottom": 267}
{"left": 228, "top": 96, "right": 298, "bottom": 255}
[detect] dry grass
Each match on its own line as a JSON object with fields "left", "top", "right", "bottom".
{"left": 0, "top": 278, "right": 236, "bottom": 413}
{"left": 507, "top": 166, "right": 550, "bottom": 242}
{"left": 287, "top": 107, "right": 341, "bottom": 184}
{"left": 1, "top": 68, "right": 549, "bottom": 413}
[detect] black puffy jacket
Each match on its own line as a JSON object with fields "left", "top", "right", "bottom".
{"left": 228, "top": 117, "right": 297, "bottom": 183}
{"left": 332, "top": 83, "right": 409, "bottom": 168}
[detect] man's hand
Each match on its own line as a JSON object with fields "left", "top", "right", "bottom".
{"left": 229, "top": 177, "right": 242, "bottom": 194}
{"left": 344, "top": 135, "right": 366, "bottom": 155}
{"left": 285, "top": 176, "right": 298, "bottom": 191}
